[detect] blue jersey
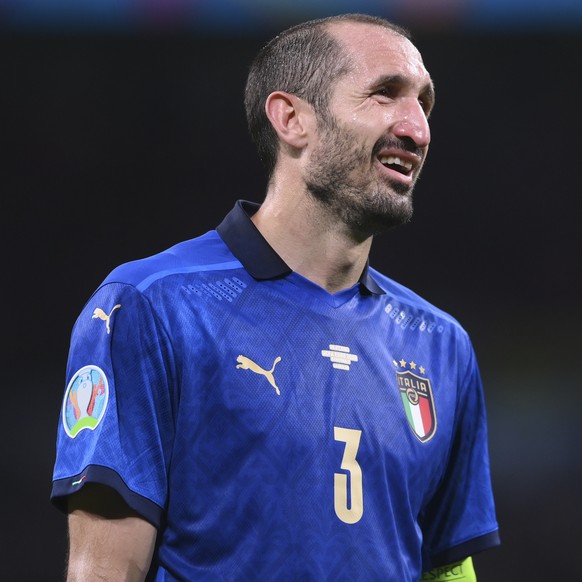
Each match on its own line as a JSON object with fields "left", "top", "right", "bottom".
{"left": 52, "top": 200, "right": 499, "bottom": 581}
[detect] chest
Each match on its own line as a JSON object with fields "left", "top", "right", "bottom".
{"left": 170, "top": 289, "right": 461, "bottom": 502}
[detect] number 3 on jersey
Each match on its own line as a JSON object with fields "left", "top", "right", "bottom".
{"left": 334, "top": 427, "right": 363, "bottom": 524}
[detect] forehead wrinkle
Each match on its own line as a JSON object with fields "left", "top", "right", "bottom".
{"left": 331, "top": 26, "right": 430, "bottom": 83}
{"left": 325, "top": 23, "right": 435, "bottom": 115}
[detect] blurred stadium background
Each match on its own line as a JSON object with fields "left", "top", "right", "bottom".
{"left": 2, "top": 1, "right": 580, "bottom": 579}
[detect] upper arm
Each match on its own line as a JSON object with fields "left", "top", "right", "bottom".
{"left": 419, "top": 338, "right": 500, "bottom": 566}
{"left": 66, "top": 484, "right": 157, "bottom": 582}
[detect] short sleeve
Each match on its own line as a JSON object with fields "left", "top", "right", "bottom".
{"left": 51, "top": 282, "right": 176, "bottom": 527}
{"left": 419, "top": 338, "right": 500, "bottom": 569}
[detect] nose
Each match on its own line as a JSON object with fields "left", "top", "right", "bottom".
{"left": 391, "top": 98, "right": 431, "bottom": 148}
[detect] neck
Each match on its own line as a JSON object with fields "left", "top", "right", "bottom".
{"left": 251, "top": 182, "right": 373, "bottom": 294}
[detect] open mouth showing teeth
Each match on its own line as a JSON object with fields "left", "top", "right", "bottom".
{"left": 379, "top": 155, "right": 413, "bottom": 176}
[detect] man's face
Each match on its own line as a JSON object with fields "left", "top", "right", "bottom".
{"left": 304, "top": 23, "right": 435, "bottom": 236}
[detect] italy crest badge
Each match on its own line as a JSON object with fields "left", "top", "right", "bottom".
{"left": 395, "top": 360, "right": 437, "bottom": 443}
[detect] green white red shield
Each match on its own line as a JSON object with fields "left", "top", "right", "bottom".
{"left": 396, "top": 370, "right": 437, "bottom": 442}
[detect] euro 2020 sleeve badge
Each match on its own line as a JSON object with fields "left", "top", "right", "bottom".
{"left": 62, "top": 365, "right": 109, "bottom": 438}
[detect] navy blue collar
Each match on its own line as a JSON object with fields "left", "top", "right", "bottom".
{"left": 217, "top": 200, "right": 385, "bottom": 296}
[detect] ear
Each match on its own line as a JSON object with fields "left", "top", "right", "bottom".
{"left": 265, "top": 91, "right": 312, "bottom": 150}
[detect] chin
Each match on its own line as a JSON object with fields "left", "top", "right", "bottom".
{"left": 369, "top": 187, "right": 414, "bottom": 226}
{"left": 369, "top": 209, "right": 413, "bottom": 233}
{"left": 349, "top": 198, "right": 414, "bottom": 237}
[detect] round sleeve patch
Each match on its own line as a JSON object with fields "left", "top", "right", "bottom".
{"left": 62, "top": 365, "right": 109, "bottom": 438}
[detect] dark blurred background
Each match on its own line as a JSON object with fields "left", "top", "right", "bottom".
{"left": 2, "top": 0, "right": 581, "bottom": 579}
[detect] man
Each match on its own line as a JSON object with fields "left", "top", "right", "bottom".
{"left": 52, "top": 13, "right": 500, "bottom": 581}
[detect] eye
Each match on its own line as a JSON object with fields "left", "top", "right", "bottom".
{"left": 419, "top": 89, "right": 435, "bottom": 115}
{"left": 416, "top": 95, "right": 433, "bottom": 117}
{"left": 373, "top": 86, "right": 395, "bottom": 101}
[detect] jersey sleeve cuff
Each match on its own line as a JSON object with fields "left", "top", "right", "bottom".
{"left": 51, "top": 464, "right": 163, "bottom": 528}
{"left": 431, "top": 530, "right": 501, "bottom": 567}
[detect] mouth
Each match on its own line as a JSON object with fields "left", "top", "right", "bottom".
{"left": 374, "top": 147, "right": 424, "bottom": 187}
{"left": 378, "top": 154, "right": 414, "bottom": 177}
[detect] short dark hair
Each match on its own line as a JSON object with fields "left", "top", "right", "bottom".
{"left": 244, "top": 14, "right": 410, "bottom": 178}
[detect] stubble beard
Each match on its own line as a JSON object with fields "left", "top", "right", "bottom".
{"left": 304, "top": 115, "right": 418, "bottom": 239}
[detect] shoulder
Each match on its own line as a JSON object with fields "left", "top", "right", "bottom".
{"left": 100, "top": 229, "right": 239, "bottom": 292}
{"left": 370, "top": 267, "right": 468, "bottom": 337}
{"left": 68, "top": 231, "right": 236, "bottom": 359}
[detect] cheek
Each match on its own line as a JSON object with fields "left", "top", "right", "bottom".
{"left": 349, "top": 109, "right": 390, "bottom": 146}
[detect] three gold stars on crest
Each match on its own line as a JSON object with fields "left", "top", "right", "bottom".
{"left": 393, "top": 359, "right": 426, "bottom": 375}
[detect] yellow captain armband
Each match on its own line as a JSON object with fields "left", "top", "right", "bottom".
{"left": 420, "top": 556, "right": 476, "bottom": 581}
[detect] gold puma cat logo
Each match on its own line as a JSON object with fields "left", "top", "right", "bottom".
{"left": 92, "top": 304, "right": 121, "bottom": 334}
{"left": 236, "top": 355, "right": 282, "bottom": 396}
